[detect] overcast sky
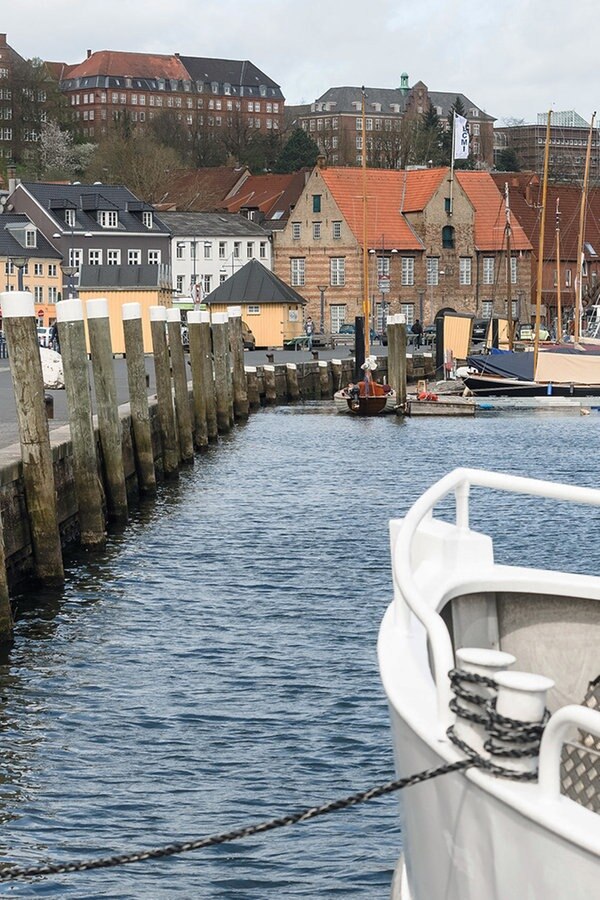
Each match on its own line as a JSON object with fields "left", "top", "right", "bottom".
{"left": 5, "top": 0, "right": 597, "bottom": 125}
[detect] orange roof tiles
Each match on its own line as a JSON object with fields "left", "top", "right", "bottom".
{"left": 319, "top": 167, "right": 428, "bottom": 250}
{"left": 156, "top": 167, "right": 249, "bottom": 212}
{"left": 224, "top": 172, "right": 307, "bottom": 219}
{"left": 67, "top": 50, "right": 189, "bottom": 81}
{"left": 456, "top": 171, "right": 531, "bottom": 251}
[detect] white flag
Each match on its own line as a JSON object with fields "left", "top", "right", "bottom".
{"left": 453, "top": 113, "right": 470, "bottom": 160}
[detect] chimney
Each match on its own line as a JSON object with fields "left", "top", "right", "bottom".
{"left": 87, "top": 49, "right": 92, "bottom": 58}
{"left": 316, "top": 154, "right": 327, "bottom": 169}
{"left": 0, "top": 34, "right": 7, "bottom": 47}
{"left": 7, "top": 162, "right": 18, "bottom": 195}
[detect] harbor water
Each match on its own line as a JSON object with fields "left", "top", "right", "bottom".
{"left": 1, "top": 405, "right": 600, "bottom": 898}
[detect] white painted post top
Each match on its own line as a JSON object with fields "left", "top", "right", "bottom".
{"left": 187, "top": 311, "right": 201, "bottom": 325}
{"left": 318, "top": 360, "right": 328, "bottom": 367}
{"left": 56, "top": 298, "right": 84, "bottom": 323}
{"left": 386, "top": 315, "right": 395, "bottom": 327}
{"left": 122, "top": 302, "right": 141, "bottom": 321}
{"left": 212, "top": 312, "right": 228, "bottom": 325}
{"left": 199, "top": 310, "right": 211, "bottom": 324}
{"left": 149, "top": 306, "right": 166, "bottom": 322}
{"left": 0, "top": 290, "right": 35, "bottom": 318}
{"left": 244, "top": 366, "right": 257, "bottom": 373}
{"left": 396, "top": 313, "right": 406, "bottom": 325}
{"left": 286, "top": 362, "right": 297, "bottom": 370}
{"left": 332, "top": 358, "right": 342, "bottom": 365}
{"left": 86, "top": 298, "right": 109, "bottom": 319}
{"left": 264, "top": 364, "right": 275, "bottom": 372}
{"left": 227, "top": 305, "right": 242, "bottom": 318}
{"left": 166, "top": 309, "right": 181, "bottom": 323}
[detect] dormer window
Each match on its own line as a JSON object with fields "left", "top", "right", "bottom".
{"left": 25, "top": 228, "right": 36, "bottom": 248}
{"left": 98, "top": 210, "right": 118, "bottom": 228}
{"left": 65, "top": 208, "right": 76, "bottom": 228}
{"left": 211, "top": 81, "right": 219, "bottom": 93}
{"left": 224, "top": 82, "right": 231, "bottom": 95}
{"left": 143, "top": 211, "right": 153, "bottom": 228}
{"left": 259, "top": 84, "right": 267, "bottom": 97}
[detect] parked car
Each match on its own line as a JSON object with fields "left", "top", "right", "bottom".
{"left": 471, "top": 319, "right": 489, "bottom": 343}
{"left": 518, "top": 323, "right": 550, "bottom": 341}
{"left": 37, "top": 326, "right": 52, "bottom": 347}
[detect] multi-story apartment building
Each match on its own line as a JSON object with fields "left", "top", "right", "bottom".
{"left": 293, "top": 75, "right": 494, "bottom": 169}
{"left": 494, "top": 111, "right": 600, "bottom": 182}
{"left": 273, "top": 163, "right": 531, "bottom": 331}
{"left": 0, "top": 212, "right": 63, "bottom": 326}
{"left": 158, "top": 211, "right": 272, "bottom": 301}
{"left": 57, "top": 50, "right": 285, "bottom": 143}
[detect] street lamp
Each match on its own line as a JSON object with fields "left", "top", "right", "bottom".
{"left": 10, "top": 256, "right": 28, "bottom": 291}
{"left": 317, "top": 284, "right": 327, "bottom": 333}
{"left": 61, "top": 264, "right": 78, "bottom": 300}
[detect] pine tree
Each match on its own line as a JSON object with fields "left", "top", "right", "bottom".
{"left": 273, "top": 128, "right": 320, "bottom": 173}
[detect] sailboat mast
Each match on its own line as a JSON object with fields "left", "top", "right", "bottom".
{"left": 574, "top": 111, "right": 596, "bottom": 342}
{"left": 534, "top": 110, "right": 551, "bottom": 371}
{"left": 505, "top": 182, "right": 513, "bottom": 350}
{"left": 556, "top": 198, "right": 562, "bottom": 342}
{"left": 361, "top": 86, "right": 370, "bottom": 357}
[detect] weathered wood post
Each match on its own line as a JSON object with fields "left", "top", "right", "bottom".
{"left": 397, "top": 313, "right": 408, "bottom": 410}
{"left": 57, "top": 298, "right": 106, "bottom": 546}
{"left": 0, "top": 531, "right": 11, "bottom": 636}
{"left": 227, "top": 305, "right": 249, "bottom": 420}
{"left": 1, "top": 291, "right": 64, "bottom": 584}
{"left": 87, "top": 298, "right": 129, "bottom": 523}
{"left": 318, "top": 360, "right": 330, "bottom": 398}
{"left": 331, "top": 359, "right": 343, "bottom": 394}
{"left": 387, "top": 313, "right": 398, "bottom": 393}
{"left": 245, "top": 366, "right": 260, "bottom": 409}
{"left": 263, "top": 364, "right": 277, "bottom": 403}
{"left": 150, "top": 305, "right": 179, "bottom": 478}
{"left": 199, "top": 310, "right": 218, "bottom": 441}
{"left": 122, "top": 302, "right": 157, "bottom": 492}
{"left": 167, "top": 309, "right": 194, "bottom": 464}
{"left": 285, "top": 362, "right": 300, "bottom": 401}
{"left": 186, "top": 310, "right": 208, "bottom": 450}
{"left": 211, "top": 312, "right": 232, "bottom": 433}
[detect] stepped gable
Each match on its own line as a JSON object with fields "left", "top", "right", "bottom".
{"left": 318, "top": 167, "right": 426, "bottom": 250}
{"left": 65, "top": 49, "right": 189, "bottom": 81}
{"left": 457, "top": 171, "right": 531, "bottom": 251}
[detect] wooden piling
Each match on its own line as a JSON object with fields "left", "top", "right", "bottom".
{"left": 263, "top": 365, "right": 277, "bottom": 403}
{"left": 167, "top": 309, "right": 194, "bottom": 464}
{"left": 318, "top": 360, "right": 330, "bottom": 398}
{"left": 331, "top": 359, "right": 343, "bottom": 395}
{"left": 57, "top": 299, "right": 106, "bottom": 546}
{"left": 87, "top": 298, "right": 129, "bottom": 523}
{"left": 199, "top": 310, "right": 218, "bottom": 441}
{"left": 227, "top": 306, "right": 249, "bottom": 420}
{"left": 285, "top": 363, "right": 300, "bottom": 401}
{"left": 150, "top": 306, "right": 179, "bottom": 478}
{"left": 211, "top": 312, "right": 232, "bottom": 433}
{"left": 186, "top": 310, "right": 209, "bottom": 449}
{"left": 245, "top": 366, "right": 260, "bottom": 409}
{"left": 397, "top": 313, "right": 408, "bottom": 410}
{"left": 0, "top": 528, "right": 12, "bottom": 636}
{"left": 122, "top": 303, "right": 157, "bottom": 492}
{"left": 387, "top": 314, "right": 398, "bottom": 393}
{"left": 1, "top": 290, "right": 64, "bottom": 584}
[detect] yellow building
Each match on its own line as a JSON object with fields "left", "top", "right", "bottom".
{"left": 204, "top": 259, "right": 306, "bottom": 348}
{"left": 78, "top": 265, "right": 173, "bottom": 353}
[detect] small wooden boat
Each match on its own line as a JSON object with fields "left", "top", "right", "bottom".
{"left": 334, "top": 375, "right": 396, "bottom": 415}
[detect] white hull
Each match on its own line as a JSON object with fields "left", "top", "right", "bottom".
{"left": 379, "top": 469, "right": 600, "bottom": 898}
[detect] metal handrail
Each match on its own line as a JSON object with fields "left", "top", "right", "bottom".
{"left": 393, "top": 467, "right": 600, "bottom": 732}
{"left": 538, "top": 704, "right": 600, "bottom": 800}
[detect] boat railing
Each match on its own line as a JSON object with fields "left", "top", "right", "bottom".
{"left": 538, "top": 704, "right": 600, "bottom": 800}
{"left": 392, "top": 467, "right": 600, "bottom": 733}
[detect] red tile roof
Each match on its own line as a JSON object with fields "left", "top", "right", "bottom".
{"left": 456, "top": 171, "right": 531, "bottom": 251}
{"left": 224, "top": 171, "right": 307, "bottom": 223}
{"left": 155, "top": 167, "right": 250, "bottom": 212}
{"left": 318, "top": 167, "right": 427, "bottom": 250}
{"left": 67, "top": 50, "right": 189, "bottom": 81}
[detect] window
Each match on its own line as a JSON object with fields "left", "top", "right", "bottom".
{"left": 332, "top": 221, "right": 342, "bottom": 239}
{"left": 70, "top": 248, "right": 83, "bottom": 269}
{"left": 292, "top": 221, "right": 301, "bottom": 240}
{"left": 65, "top": 208, "right": 76, "bottom": 227}
{"left": 89, "top": 249, "right": 102, "bottom": 266}
{"left": 291, "top": 258, "right": 305, "bottom": 286}
{"left": 401, "top": 257, "right": 415, "bottom": 286}
{"left": 203, "top": 275, "right": 212, "bottom": 294}
{"left": 107, "top": 249, "right": 121, "bottom": 265}
{"left": 426, "top": 257, "right": 439, "bottom": 285}
{"left": 48, "top": 264, "right": 57, "bottom": 277}
{"left": 128, "top": 249, "right": 141, "bottom": 265}
{"left": 98, "top": 210, "right": 118, "bottom": 228}
{"left": 220, "top": 273, "right": 227, "bottom": 284}
{"left": 48, "top": 287, "right": 58, "bottom": 302}
{"left": 330, "top": 257, "right": 345, "bottom": 286}
{"left": 483, "top": 257, "right": 495, "bottom": 285}
{"left": 259, "top": 241, "right": 267, "bottom": 259}
{"left": 217, "top": 241, "right": 226, "bottom": 259}
{"left": 511, "top": 300, "right": 518, "bottom": 318}
{"left": 442, "top": 225, "right": 454, "bottom": 249}
{"left": 176, "top": 241, "right": 185, "bottom": 259}
{"left": 330, "top": 304, "right": 347, "bottom": 333}
{"left": 482, "top": 300, "right": 493, "bottom": 318}
{"left": 312, "top": 195, "right": 321, "bottom": 213}
{"left": 25, "top": 229, "right": 36, "bottom": 248}
{"left": 233, "top": 241, "right": 241, "bottom": 258}
{"left": 247, "top": 305, "right": 261, "bottom": 314}
{"left": 510, "top": 256, "right": 517, "bottom": 284}
{"left": 401, "top": 303, "right": 415, "bottom": 328}
{"left": 34, "top": 286, "right": 43, "bottom": 302}
{"left": 377, "top": 257, "right": 390, "bottom": 276}
{"left": 459, "top": 257, "right": 472, "bottom": 285}
{"left": 34, "top": 263, "right": 43, "bottom": 276}
{"left": 204, "top": 242, "right": 212, "bottom": 259}
{"left": 148, "top": 250, "right": 161, "bottom": 265}
{"left": 176, "top": 275, "right": 185, "bottom": 293}
{"left": 313, "top": 222, "right": 321, "bottom": 240}
{"left": 565, "top": 268, "right": 572, "bottom": 286}
{"left": 143, "top": 211, "right": 153, "bottom": 228}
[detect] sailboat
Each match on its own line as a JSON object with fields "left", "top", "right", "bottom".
{"left": 334, "top": 88, "right": 396, "bottom": 416}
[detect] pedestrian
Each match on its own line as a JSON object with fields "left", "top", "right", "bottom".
{"left": 411, "top": 318, "right": 423, "bottom": 349}
{"left": 305, "top": 316, "right": 315, "bottom": 350}
{"left": 49, "top": 321, "right": 60, "bottom": 354}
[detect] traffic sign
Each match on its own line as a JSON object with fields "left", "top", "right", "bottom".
{"left": 378, "top": 275, "right": 390, "bottom": 293}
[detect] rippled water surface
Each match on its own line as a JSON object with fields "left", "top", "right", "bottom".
{"left": 2, "top": 405, "right": 600, "bottom": 898}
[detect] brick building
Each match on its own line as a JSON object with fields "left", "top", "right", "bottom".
{"left": 57, "top": 50, "right": 285, "bottom": 143}
{"left": 273, "top": 163, "right": 531, "bottom": 331}
{"left": 292, "top": 75, "right": 494, "bottom": 169}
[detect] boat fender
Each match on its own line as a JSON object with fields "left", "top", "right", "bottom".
{"left": 418, "top": 391, "right": 438, "bottom": 401}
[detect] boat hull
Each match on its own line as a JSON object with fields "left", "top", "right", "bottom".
{"left": 463, "top": 373, "right": 600, "bottom": 397}
{"left": 333, "top": 388, "right": 396, "bottom": 415}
